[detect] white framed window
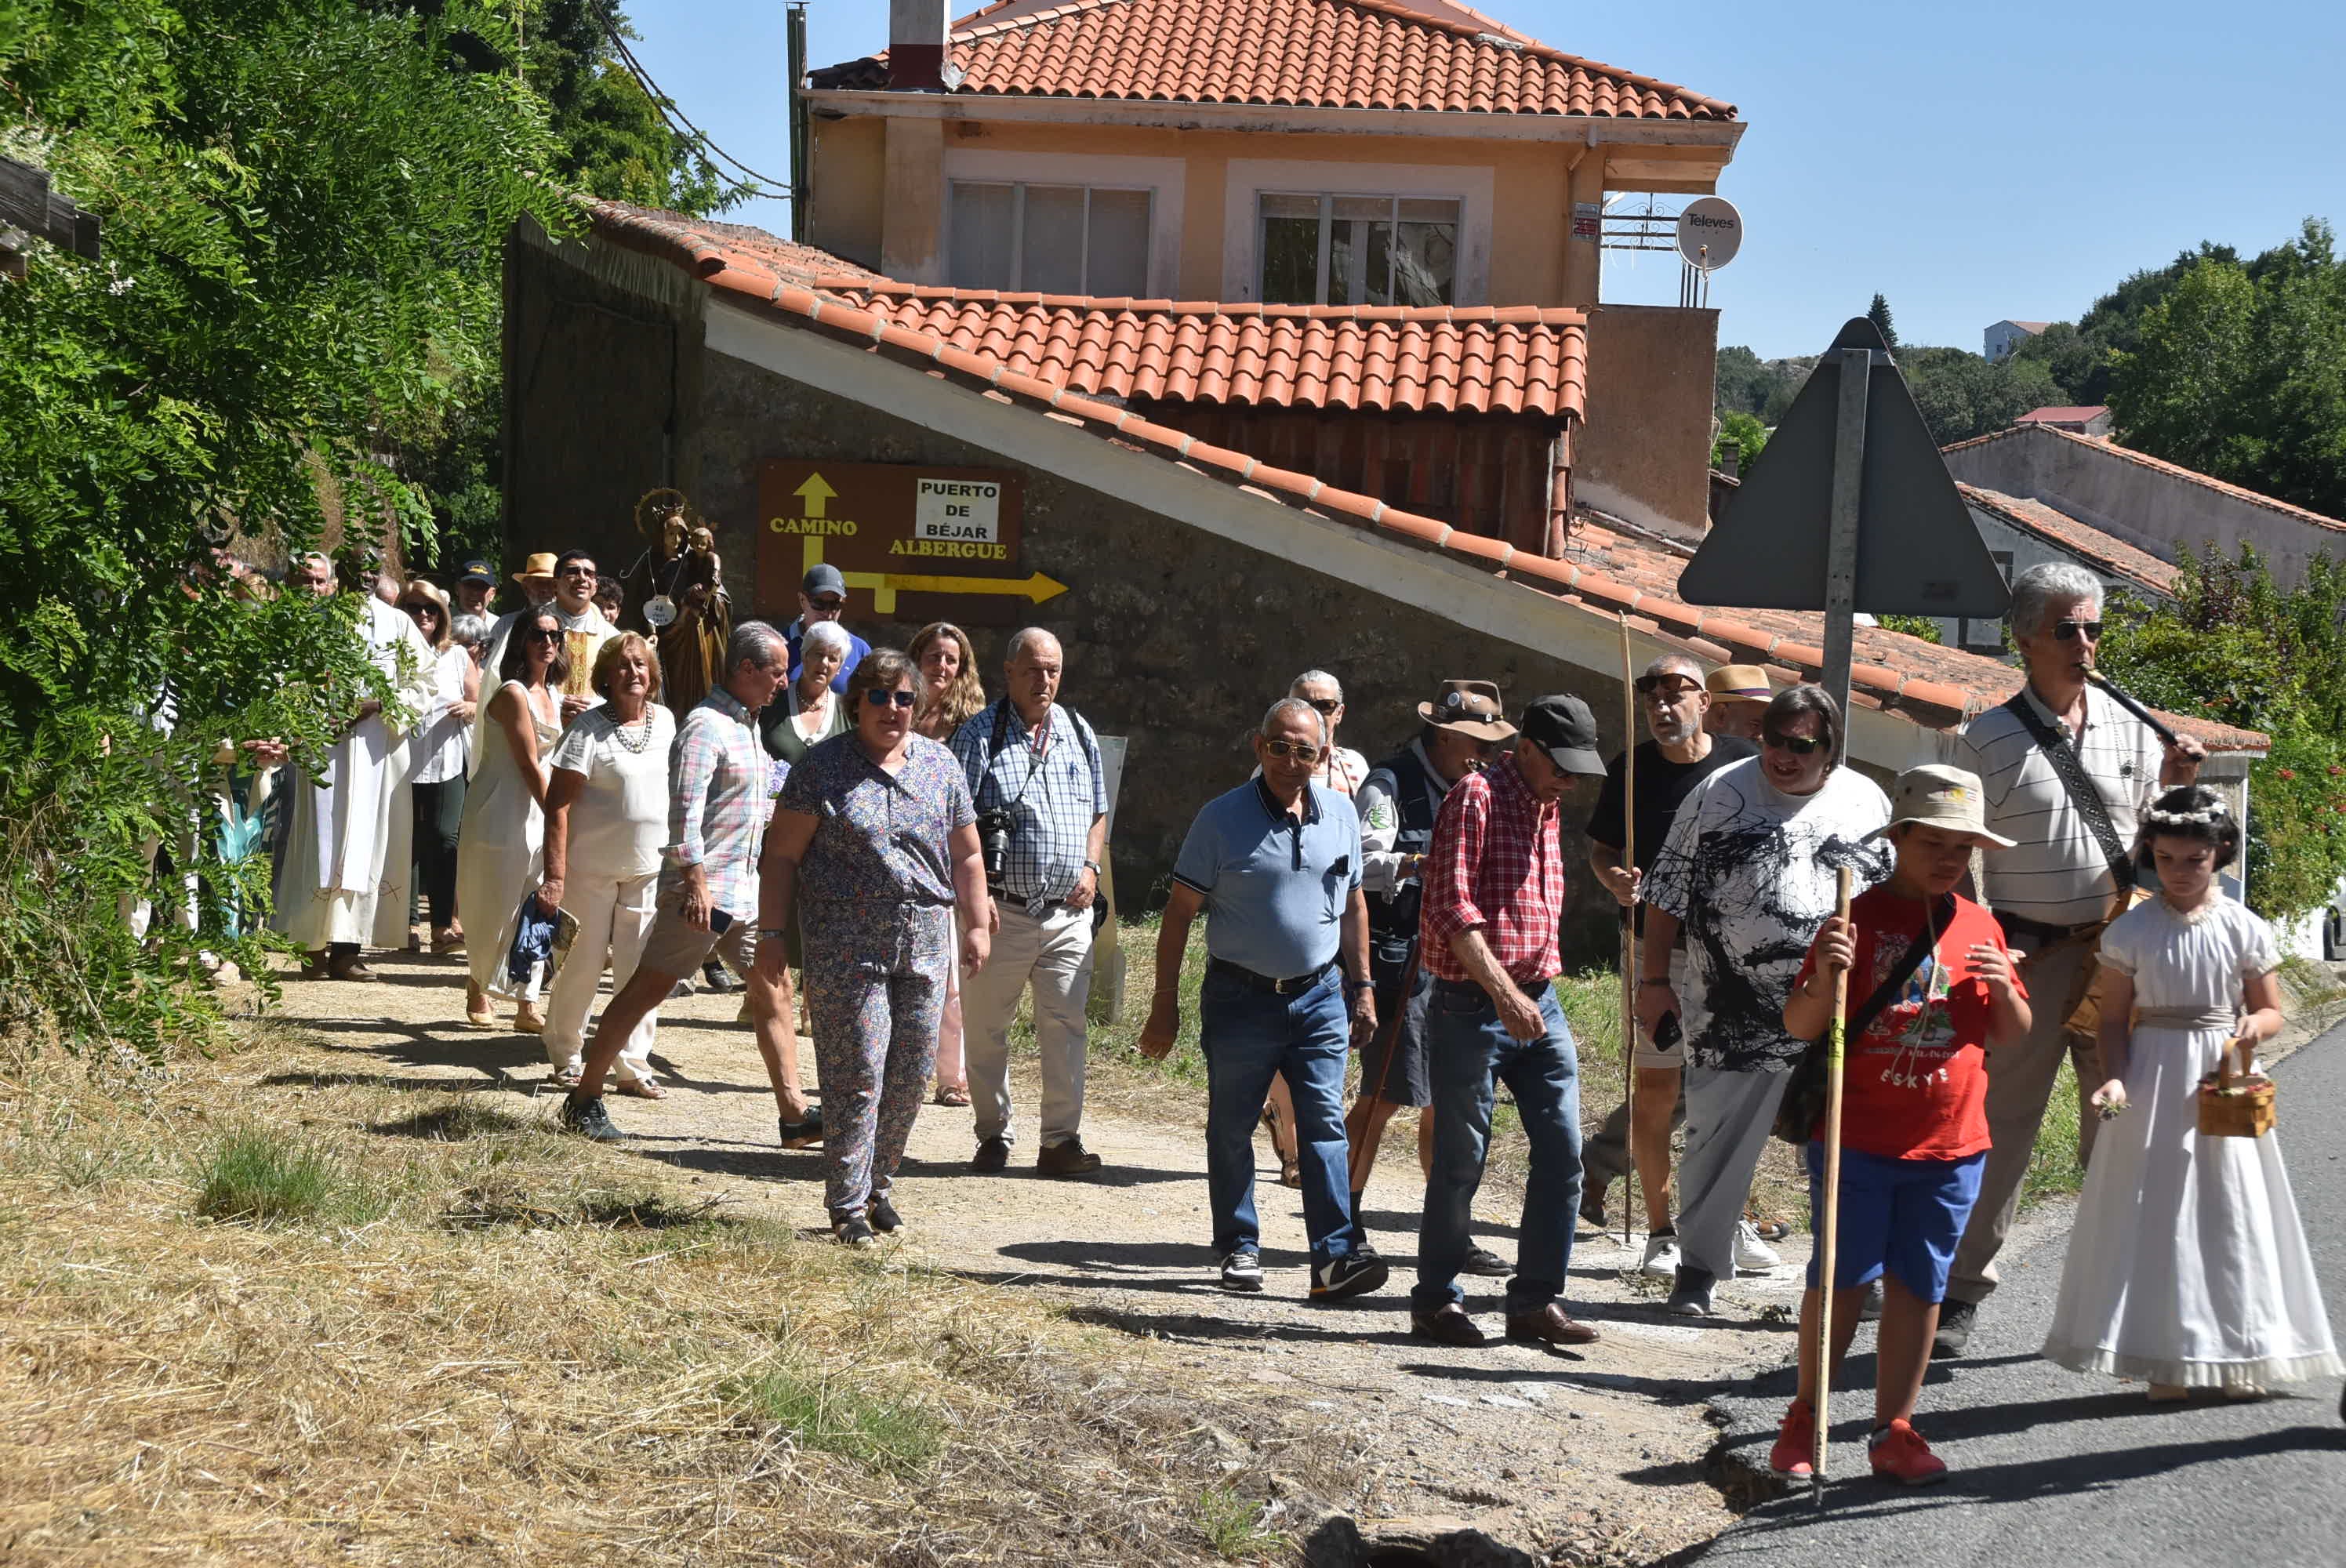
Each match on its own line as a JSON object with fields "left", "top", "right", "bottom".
{"left": 947, "top": 181, "right": 1153, "bottom": 296}
{"left": 1258, "top": 193, "right": 1460, "bottom": 307}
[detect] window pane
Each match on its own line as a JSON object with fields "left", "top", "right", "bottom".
{"left": 1020, "top": 185, "right": 1087, "bottom": 294}
{"left": 949, "top": 183, "right": 1015, "bottom": 291}
{"left": 1392, "top": 220, "right": 1455, "bottom": 306}
{"left": 1085, "top": 189, "right": 1151, "bottom": 296}
{"left": 1261, "top": 194, "right": 1323, "bottom": 304}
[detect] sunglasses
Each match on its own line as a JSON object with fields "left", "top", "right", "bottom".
{"left": 863, "top": 688, "right": 917, "bottom": 709}
{"left": 557, "top": 566, "right": 597, "bottom": 579}
{"left": 525, "top": 626, "right": 561, "bottom": 643}
{"left": 1634, "top": 676, "right": 1703, "bottom": 699}
{"left": 1302, "top": 698, "right": 1342, "bottom": 715}
{"left": 401, "top": 602, "right": 440, "bottom": 617}
{"left": 1763, "top": 731, "right": 1828, "bottom": 757}
{"left": 2052, "top": 619, "right": 2104, "bottom": 641}
{"left": 1262, "top": 738, "right": 1323, "bottom": 763}
{"left": 810, "top": 597, "right": 846, "bottom": 612}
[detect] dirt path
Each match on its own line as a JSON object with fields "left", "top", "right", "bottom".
{"left": 272, "top": 944, "right": 1822, "bottom": 1561}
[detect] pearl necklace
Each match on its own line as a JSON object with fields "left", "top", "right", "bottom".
{"left": 611, "top": 708, "right": 653, "bottom": 754}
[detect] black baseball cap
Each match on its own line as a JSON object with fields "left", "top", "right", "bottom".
{"left": 1520, "top": 695, "right": 1607, "bottom": 776}
{"left": 803, "top": 563, "right": 846, "bottom": 597}
{"left": 456, "top": 558, "right": 495, "bottom": 587}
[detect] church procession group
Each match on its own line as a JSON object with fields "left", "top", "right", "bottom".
{"left": 248, "top": 540, "right": 2337, "bottom": 1489}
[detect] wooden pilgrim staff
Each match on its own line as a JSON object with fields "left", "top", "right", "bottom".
{"left": 1813, "top": 865, "right": 1856, "bottom": 1505}
{"left": 1616, "top": 614, "right": 1638, "bottom": 1250}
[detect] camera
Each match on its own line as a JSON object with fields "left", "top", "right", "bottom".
{"left": 976, "top": 807, "right": 1015, "bottom": 880}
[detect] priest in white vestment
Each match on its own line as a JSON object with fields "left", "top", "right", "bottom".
{"left": 271, "top": 555, "right": 438, "bottom": 981}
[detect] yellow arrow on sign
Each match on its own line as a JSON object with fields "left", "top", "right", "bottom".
{"left": 841, "top": 569, "right": 1067, "bottom": 615}
{"left": 794, "top": 472, "right": 838, "bottom": 518}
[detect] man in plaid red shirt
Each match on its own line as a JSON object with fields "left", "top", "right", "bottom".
{"left": 1411, "top": 695, "right": 1610, "bottom": 1348}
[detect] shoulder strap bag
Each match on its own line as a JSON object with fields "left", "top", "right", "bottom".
{"left": 2001, "top": 691, "right": 2134, "bottom": 895}
{"left": 1771, "top": 894, "right": 1956, "bottom": 1145}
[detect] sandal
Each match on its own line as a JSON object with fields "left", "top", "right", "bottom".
{"left": 513, "top": 1002, "right": 546, "bottom": 1034}
{"left": 1280, "top": 1156, "right": 1303, "bottom": 1189}
{"left": 933, "top": 1086, "right": 971, "bottom": 1107}
{"left": 616, "top": 1077, "right": 666, "bottom": 1100}
{"left": 547, "top": 1066, "right": 583, "bottom": 1090}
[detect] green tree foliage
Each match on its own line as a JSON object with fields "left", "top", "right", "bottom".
{"left": 1867, "top": 292, "right": 1898, "bottom": 348}
{"left": 2110, "top": 220, "right": 2346, "bottom": 518}
{"left": 1897, "top": 346, "right": 2060, "bottom": 445}
{"left": 2097, "top": 546, "right": 2346, "bottom": 921}
{"left": 0, "top": 0, "right": 570, "bottom": 1054}
{"left": 1712, "top": 409, "right": 1768, "bottom": 471}
{"left": 1714, "top": 345, "right": 1813, "bottom": 424}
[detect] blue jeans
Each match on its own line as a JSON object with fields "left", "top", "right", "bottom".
{"left": 1201, "top": 964, "right": 1361, "bottom": 1267}
{"left": 1412, "top": 980, "right": 1582, "bottom": 1316}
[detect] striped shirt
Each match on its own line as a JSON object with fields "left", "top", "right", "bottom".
{"left": 1948, "top": 686, "right": 2164, "bottom": 926}
{"left": 660, "top": 687, "right": 773, "bottom": 919}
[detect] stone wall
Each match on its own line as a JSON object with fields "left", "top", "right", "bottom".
{"left": 688, "top": 351, "right": 1635, "bottom": 964}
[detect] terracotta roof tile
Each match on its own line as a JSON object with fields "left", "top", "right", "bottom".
{"left": 809, "top": 0, "right": 1735, "bottom": 121}
{"left": 585, "top": 201, "right": 2261, "bottom": 753}
{"left": 1958, "top": 485, "right": 2181, "bottom": 597}
{"left": 815, "top": 282, "right": 1589, "bottom": 417}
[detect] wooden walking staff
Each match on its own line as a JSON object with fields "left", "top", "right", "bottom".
{"left": 1617, "top": 613, "right": 1638, "bottom": 1250}
{"left": 1812, "top": 865, "right": 1856, "bottom": 1506}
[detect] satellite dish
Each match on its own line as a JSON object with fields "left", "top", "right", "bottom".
{"left": 1676, "top": 197, "right": 1742, "bottom": 270}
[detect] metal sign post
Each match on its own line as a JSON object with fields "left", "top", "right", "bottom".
{"left": 1821, "top": 346, "right": 1872, "bottom": 759}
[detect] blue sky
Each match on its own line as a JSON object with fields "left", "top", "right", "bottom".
{"left": 623, "top": 1, "right": 2345, "bottom": 359}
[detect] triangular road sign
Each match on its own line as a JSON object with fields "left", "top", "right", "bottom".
{"left": 1681, "top": 318, "right": 2011, "bottom": 618}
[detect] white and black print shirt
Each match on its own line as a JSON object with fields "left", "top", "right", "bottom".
{"left": 1644, "top": 757, "right": 1892, "bottom": 1073}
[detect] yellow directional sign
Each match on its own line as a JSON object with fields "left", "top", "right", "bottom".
{"left": 838, "top": 566, "right": 1067, "bottom": 615}
{"left": 794, "top": 472, "right": 838, "bottom": 518}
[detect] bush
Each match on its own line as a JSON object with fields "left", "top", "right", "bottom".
{"left": 194, "top": 1130, "right": 369, "bottom": 1225}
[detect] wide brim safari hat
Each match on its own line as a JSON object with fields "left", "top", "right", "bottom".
{"left": 1417, "top": 679, "right": 1516, "bottom": 742}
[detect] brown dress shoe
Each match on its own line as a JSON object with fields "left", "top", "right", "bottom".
{"left": 327, "top": 954, "right": 378, "bottom": 982}
{"left": 1035, "top": 1138, "right": 1103, "bottom": 1178}
{"left": 1505, "top": 1302, "right": 1600, "bottom": 1347}
{"left": 1410, "top": 1303, "right": 1489, "bottom": 1348}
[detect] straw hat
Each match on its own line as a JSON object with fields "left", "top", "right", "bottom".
{"left": 511, "top": 551, "right": 558, "bottom": 585}
{"left": 1705, "top": 663, "right": 1773, "bottom": 706}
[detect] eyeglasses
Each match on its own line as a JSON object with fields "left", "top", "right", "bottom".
{"left": 1763, "top": 731, "right": 1827, "bottom": 757}
{"left": 1633, "top": 675, "right": 1702, "bottom": 699}
{"left": 1302, "top": 698, "right": 1342, "bottom": 715}
{"left": 525, "top": 627, "right": 561, "bottom": 643}
{"left": 2052, "top": 619, "right": 2104, "bottom": 641}
{"left": 1261, "top": 738, "right": 1323, "bottom": 763}
{"left": 863, "top": 688, "right": 917, "bottom": 709}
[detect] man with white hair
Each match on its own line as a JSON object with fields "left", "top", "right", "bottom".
{"left": 1931, "top": 561, "right": 2206, "bottom": 1356}
{"left": 951, "top": 626, "right": 1110, "bottom": 1177}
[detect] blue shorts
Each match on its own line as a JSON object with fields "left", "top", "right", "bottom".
{"left": 1803, "top": 1144, "right": 1985, "bottom": 1304}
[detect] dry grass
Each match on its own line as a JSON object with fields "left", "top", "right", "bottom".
{"left": 0, "top": 1026, "right": 1360, "bottom": 1566}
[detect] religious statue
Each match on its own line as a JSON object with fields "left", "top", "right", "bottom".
{"left": 637, "top": 488, "right": 730, "bottom": 713}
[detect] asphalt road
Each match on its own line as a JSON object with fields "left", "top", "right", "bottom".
{"left": 1692, "top": 1021, "right": 2346, "bottom": 1568}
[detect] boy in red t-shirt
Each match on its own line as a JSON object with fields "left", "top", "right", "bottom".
{"left": 1772, "top": 764, "right": 2032, "bottom": 1486}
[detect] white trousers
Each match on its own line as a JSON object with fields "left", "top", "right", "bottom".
{"left": 960, "top": 902, "right": 1095, "bottom": 1147}
{"left": 542, "top": 870, "right": 659, "bottom": 1083}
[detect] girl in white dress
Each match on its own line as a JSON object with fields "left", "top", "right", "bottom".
{"left": 456, "top": 609, "right": 566, "bottom": 1033}
{"left": 2042, "top": 786, "right": 2341, "bottom": 1398}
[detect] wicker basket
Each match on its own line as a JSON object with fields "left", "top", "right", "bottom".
{"left": 2196, "top": 1036, "right": 2277, "bottom": 1139}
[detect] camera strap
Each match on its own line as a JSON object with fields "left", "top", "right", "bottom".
{"left": 983, "top": 699, "right": 1049, "bottom": 818}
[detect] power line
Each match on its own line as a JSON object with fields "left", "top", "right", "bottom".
{"left": 590, "top": 3, "right": 794, "bottom": 200}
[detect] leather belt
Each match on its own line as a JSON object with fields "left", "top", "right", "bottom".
{"left": 1433, "top": 975, "right": 1553, "bottom": 1006}
{"left": 1208, "top": 957, "right": 1335, "bottom": 996}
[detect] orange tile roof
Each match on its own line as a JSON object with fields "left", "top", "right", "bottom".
{"left": 809, "top": 282, "right": 1588, "bottom": 417}
{"left": 2017, "top": 405, "right": 2109, "bottom": 424}
{"left": 584, "top": 201, "right": 2261, "bottom": 753}
{"left": 1944, "top": 422, "right": 2346, "bottom": 537}
{"left": 1959, "top": 485, "right": 2181, "bottom": 597}
{"left": 808, "top": 0, "right": 1736, "bottom": 121}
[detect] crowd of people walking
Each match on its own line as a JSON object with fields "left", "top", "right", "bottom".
{"left": 206, "top": 549, "right": 2336, "bottom": 1488}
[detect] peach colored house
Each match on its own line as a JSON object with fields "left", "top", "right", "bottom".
{"left": 795, "top": 0, "right": 1747, "bottom": 535}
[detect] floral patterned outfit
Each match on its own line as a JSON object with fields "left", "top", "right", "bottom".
{"left": 778, "top": 731, "right": 975, "bottom": 1223}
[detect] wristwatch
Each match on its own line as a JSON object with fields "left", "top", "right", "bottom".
{"left": 1348, "top": 978, "right": 1374, "bottom": 993}
{"left": 1083, "top": 858, "right": 1102, "bottom": 876}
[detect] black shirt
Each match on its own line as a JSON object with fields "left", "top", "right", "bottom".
{"left": 1588, "top": 735, "right": 1759, "bottom": 873}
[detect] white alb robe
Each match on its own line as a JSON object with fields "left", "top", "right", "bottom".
{"left": 273, "top": 597, "right": 438, "bottom": 950}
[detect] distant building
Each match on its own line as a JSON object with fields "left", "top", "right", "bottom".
{"left": 1941, "top": 421, "right": 2346, "bottom": 591}
{"left": 1926, "top": 484, "right": 2179, "bottom": 655}
{"left": 2016, "top": 405, "right": 2112, "bottom": 437}
{"left": 1983, "top": 318, "right": 2050, "bottom": 361}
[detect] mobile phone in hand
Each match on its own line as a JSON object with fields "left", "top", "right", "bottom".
{"left": 1653, "top": 1011, "right": 1682, "bottom": 1051}
{"left": 708, "top": 908, "right": 734, "bottom": 935}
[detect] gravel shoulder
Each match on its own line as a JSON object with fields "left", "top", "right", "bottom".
{"left": 273, "top": 943, "right": 1830, "bottom": 1562}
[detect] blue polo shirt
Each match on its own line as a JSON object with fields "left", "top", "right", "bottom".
{"left": 1172, "top": 778, "right": 1361, "bottom": 981}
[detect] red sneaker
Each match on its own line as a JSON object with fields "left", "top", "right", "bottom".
{"left": 1867, "top": 1418, "right": 1948, "bottom": 1486}
{"left": 1768, "top": 1399, "right": 1816, "bottom": 1478}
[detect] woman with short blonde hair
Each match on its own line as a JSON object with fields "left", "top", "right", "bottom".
{"left": 538, "top": 633, "right": 678, "bottom": 1091}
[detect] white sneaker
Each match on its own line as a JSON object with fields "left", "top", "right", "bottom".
{"left": 1734, "top": 1218, "right": 1781, "bottom": 1272}
{"left": 1640, "top": 1232, "right": 1682, "bottom": 1280}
